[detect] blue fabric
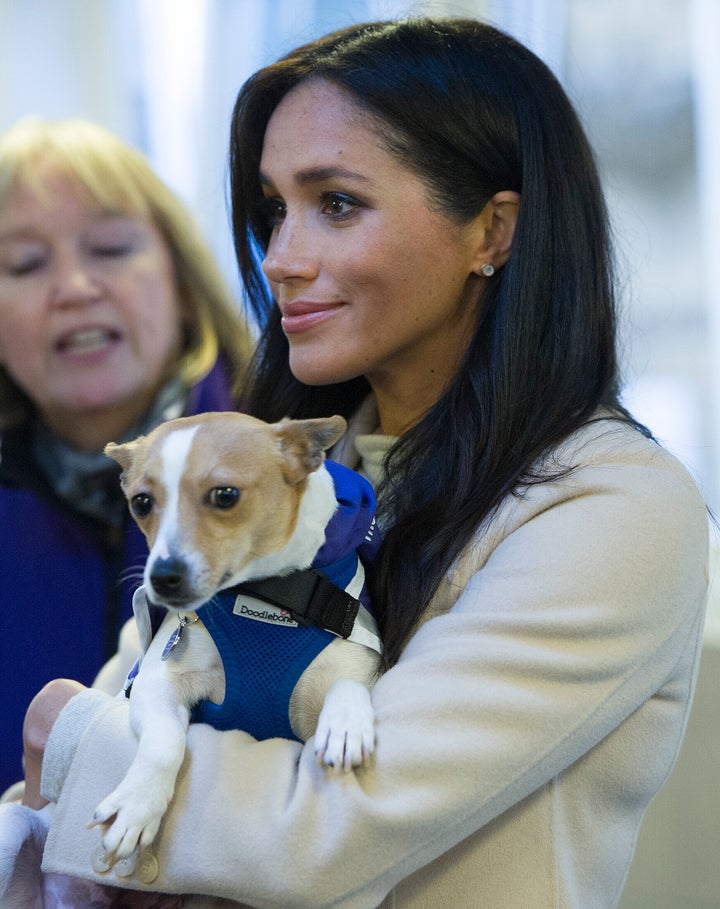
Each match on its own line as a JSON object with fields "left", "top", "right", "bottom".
{"left": 317, "top": 461, "right": 379, "bottom": 609}
{"left": 319, "top": 462, "right": 379, "bottom": 555}
{"left": 0, "top": 360, "right": 234, "bottom": 793}
{"left": 190, "top": 461, "right": 378, "bottom": 740}
{"left": 190, "top": 592, "right": 335, "bottom": 740}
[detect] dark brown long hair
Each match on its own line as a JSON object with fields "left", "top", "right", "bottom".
{"left": 229, "top": 18, "right": 650, "bottom": 669}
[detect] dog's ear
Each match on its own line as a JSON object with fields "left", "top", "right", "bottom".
{"left": 104, "top": 440, "right": 137, "bottom": 474}
{"left": 273, "top": 415, "right": 346, "bottom": 485}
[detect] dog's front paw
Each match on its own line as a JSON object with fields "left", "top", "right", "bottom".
{"left": 314, "top": 679, "right": 375, "bottom": 772}
{"left": 91, "top": 778, "right": 171, "bottom": 859}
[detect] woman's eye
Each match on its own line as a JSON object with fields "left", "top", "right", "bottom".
{"left": 87, "top": 218, "right": 141, "bottom": 258}
{"left": 208, "top": 486, "right": 240, "bottom": 509}
{"left": 261, "top": 197, "right": 286, "bottom": 228}
{"left": 0, "top": 243, "right": 46, "bottom": 277}
{"left": 130, "top": 493, "right": 154, "bottom": 518}
{"left": 320, "top": 192, "right": 361, "bottom": 221}
{"left": 5, "top": 257, "right": 44, "bottom": 276}
{"left": 90, "top": 241, "right": 134, "bottom": 258}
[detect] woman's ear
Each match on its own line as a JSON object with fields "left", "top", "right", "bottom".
{"left": 471, "top": 190, "right": 520, "bottom": 275}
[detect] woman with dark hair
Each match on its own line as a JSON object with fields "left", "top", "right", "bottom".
{"left": 230, "top": 17, "right": 637, "bottom": 671}
{"left": 14, "top": 19, "right": 708, "bottom": 908}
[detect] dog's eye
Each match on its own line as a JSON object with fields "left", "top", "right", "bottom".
{"left": 208, "top": 486, "right": 240, "bottom": 509}
{"left": 130, "top": 493, "right": 154, "bottom": 517}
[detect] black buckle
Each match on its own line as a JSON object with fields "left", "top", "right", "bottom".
{"left": 234, "top": 569, "right": 360, "bottom": 638}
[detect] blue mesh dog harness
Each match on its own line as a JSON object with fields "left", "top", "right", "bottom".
{"left": 129, "top": 461, "right": 381, "bottom": 743}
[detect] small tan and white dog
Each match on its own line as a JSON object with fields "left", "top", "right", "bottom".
{"left": 0, "top": 411, "right": 381, "bottom": 903}
{"left": 92, "top": 411, "right": 381, "bottom": 859}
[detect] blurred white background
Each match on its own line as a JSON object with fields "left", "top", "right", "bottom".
{"left": 1, "top": 2, "right": 717, "bottom": 906}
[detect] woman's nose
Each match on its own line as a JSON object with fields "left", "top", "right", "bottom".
{"left": 261, "top": 220, "right": 319, "bottom": 284}
{"left": 50, "top": 255, "right": 101, "bottom": 306}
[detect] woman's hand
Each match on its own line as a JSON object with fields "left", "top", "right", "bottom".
{"left": 22, "top": 678, "right": 87, "bottom": 808}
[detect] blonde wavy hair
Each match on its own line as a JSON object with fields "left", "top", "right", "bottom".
{"left": 0, "top": 117, "right": 254, "bottom": 426}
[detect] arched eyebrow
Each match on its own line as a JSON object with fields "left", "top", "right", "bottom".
{"left": 260, "top": 165, "right": 373, "bottom": 188}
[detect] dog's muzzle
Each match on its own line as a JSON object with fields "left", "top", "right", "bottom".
{"left": 148, "top": 556, "right": 195, "bottom": 605}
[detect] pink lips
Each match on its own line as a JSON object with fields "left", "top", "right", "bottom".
{"left": 280, "top": 300, "right": 344, "bottom": 334}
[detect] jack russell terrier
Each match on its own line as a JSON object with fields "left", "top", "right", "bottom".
{"left": 0, "top": 411, "right": 382, "bottom": 903}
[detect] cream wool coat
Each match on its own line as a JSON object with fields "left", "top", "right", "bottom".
{"left": 41, "top": 414, "right": 709, "bottom": 908}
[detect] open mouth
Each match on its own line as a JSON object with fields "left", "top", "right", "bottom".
{"left": 56, "top": 327, "right": 122, "bottom": 355}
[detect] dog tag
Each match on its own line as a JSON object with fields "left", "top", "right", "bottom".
{"left": 161, "top": 613, "right": 198, "bottom": 661}
{"left": 161, "top": 621, "right": 184, "bottom": 660}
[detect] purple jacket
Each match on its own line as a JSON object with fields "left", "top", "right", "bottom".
{"left": 0, "top": 361, "right": 234, "bottom": 793}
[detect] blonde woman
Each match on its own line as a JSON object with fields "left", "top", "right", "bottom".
{"left": 0, "top": 118, "right": 253, "bottom": 793}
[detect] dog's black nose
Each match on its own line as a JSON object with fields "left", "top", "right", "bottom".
{"left": 149, "top": 558, "right": 188, "bottom": 600}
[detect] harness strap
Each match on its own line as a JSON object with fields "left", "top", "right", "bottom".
{"left": 235, "top": 568, "right": 360, "bottom": 640}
